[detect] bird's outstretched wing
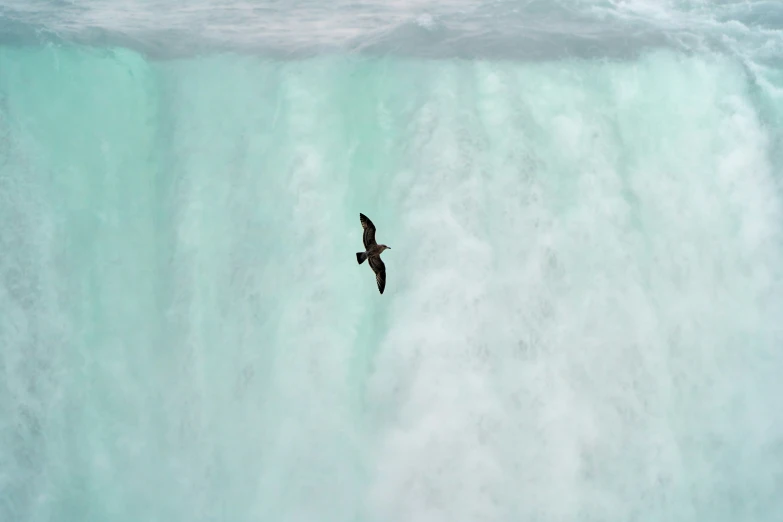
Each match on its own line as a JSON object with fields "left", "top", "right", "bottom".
{"left": 360, "top": 213, "right": 377, "bottom": 249}
{"left": 368, "top": 255, "right": 386, "bottom": 294}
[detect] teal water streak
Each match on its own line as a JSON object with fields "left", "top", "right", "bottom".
{"left": 1, "top": 44, "right": 783, "bottom": 522}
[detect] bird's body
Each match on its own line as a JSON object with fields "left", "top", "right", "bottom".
{"left": 356, "top": 213, "right": 390, "bottom": 294}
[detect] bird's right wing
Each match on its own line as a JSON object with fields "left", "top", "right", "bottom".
{"left": 368, "top": 255, "right": 386, "bottom": 294}
{"left": 360, "top": 213, "right": 377, "bottom": 249}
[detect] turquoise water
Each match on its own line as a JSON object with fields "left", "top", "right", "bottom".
{"left": 2, "top": 1, "right": 783, "bottom": 521}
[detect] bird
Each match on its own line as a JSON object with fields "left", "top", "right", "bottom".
{"left": 356, "top": 213, "right": 390, "bottom": 294}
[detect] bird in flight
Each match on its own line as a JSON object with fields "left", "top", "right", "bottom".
{"left": 356, "top": 213, "right": 390, "bottom": 294}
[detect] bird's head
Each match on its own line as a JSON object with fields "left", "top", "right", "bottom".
{"left": 379, "top": 244, "right": 391, "bottom": 252}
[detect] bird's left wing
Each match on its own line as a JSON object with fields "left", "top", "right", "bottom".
{"left": 368, "top": 255, "right": 386, "bottom": 294}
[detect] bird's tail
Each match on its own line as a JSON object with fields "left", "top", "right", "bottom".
{"left": 356, "top": 252, "right": 367, "bottom": 264}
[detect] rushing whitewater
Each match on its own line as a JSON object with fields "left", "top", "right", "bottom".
{"left": 2, "top": 1, "right": 783, "bottom": 521}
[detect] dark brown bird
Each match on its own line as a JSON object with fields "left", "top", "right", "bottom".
{"left": 356, "top": 213, "right": 390, "bottom": 294}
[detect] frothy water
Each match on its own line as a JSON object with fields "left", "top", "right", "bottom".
{"left": 2, "top": 1, "right": 783, "bottom": 521}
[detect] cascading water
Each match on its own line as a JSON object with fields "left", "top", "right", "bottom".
{"left": 2, "top": 1, "right": 783, "bottom": 521}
